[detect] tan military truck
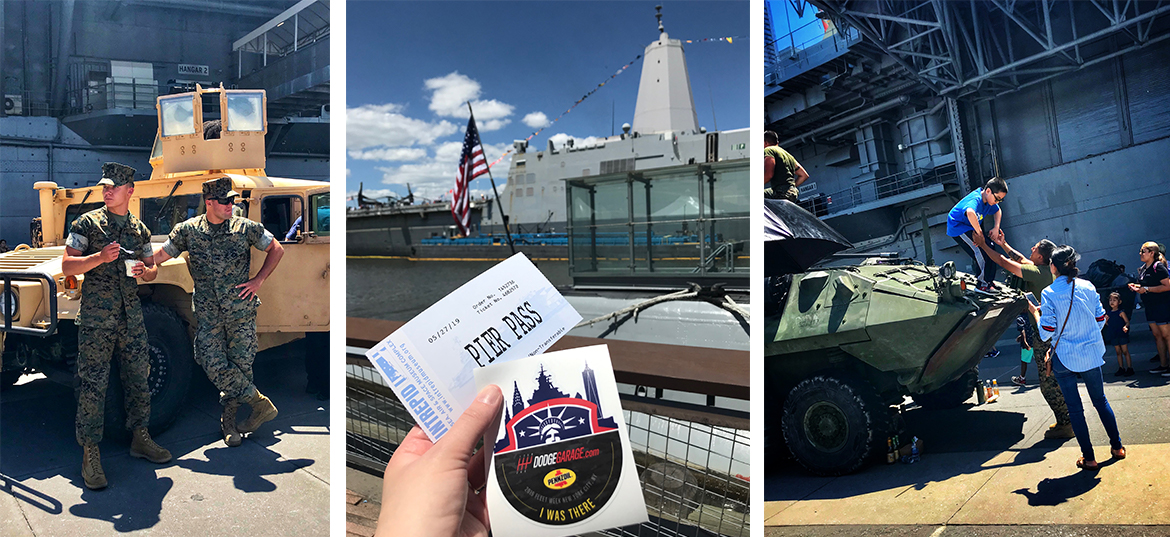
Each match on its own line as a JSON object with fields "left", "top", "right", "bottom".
{"left": 0, "top": 85, "right": 329, "bottom": 432}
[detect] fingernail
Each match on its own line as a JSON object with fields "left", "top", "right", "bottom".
{"left": 477, "top": 385, "right": 501, "bottom": 406}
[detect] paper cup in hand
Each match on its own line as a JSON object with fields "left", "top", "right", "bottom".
{"left": 125, "top": 259, "right": 139, "bottom": 277}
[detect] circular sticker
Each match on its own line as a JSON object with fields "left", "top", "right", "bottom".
{"left": 494, "top": 430, "right": 623, "bottom": 525}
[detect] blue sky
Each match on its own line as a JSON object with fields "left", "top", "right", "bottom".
{"left": 346, "top": 1, "right": 749, "bottom": 206}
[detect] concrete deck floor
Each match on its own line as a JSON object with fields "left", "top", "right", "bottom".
{"left": 765, "top": 311, "right": 1170, "bottom": 533}
{"left": 1, "top": 343, "right": 330, "bottom": 536}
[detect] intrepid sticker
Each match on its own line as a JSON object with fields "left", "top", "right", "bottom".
{"left": 478, "top": 346, "right": 647, "bottom": 536}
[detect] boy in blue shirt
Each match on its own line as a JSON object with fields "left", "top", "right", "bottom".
{"left": 947, "top": 178, "right": 1009, "bottom": 292}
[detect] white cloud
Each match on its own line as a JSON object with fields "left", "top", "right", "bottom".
{"left": 424, "top": 72, "right": 514, "bottom": 127}
{"left": 347, "top": 147, "right": 429, "bottom": 161}
{"left": 478, "top": 118, "right": 511, "bottom": 131}
{"left": 523, "top": 112, "right": 549, "bottom": 129}
{"left": 425, "top": 72, "right": 480, "bottom": 117}
{"left": 374, "top": 141, "right": 514, "bottom": 200}
{"left": 468, "top": 99, "right": 513, "bottom": 121}
{"left": 346, "top": 103, "right": 457, "bottom": 150}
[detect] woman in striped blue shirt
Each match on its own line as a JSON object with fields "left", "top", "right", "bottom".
{"left": 1029, "top": 245, "right": 1126, "bottom": 471}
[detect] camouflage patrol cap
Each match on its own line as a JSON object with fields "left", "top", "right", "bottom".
{"left": 202, "top": 177, "right": 240, "bottom": 200}
{"left": 96, "top": 162, "right": 136, "bottom": 187}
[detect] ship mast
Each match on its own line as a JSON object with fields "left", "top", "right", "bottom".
{"left": 631, "top": 5, "right": 700, "bottom": 135}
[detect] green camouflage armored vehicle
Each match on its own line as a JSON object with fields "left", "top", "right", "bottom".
{"left": 763, "top": 199, "right": 1026, "bottom": 476}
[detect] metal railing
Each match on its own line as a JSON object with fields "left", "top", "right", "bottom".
{"left": 822, "top": 164, "right": 958, "bottom": 214}
{"left": 2, "top": 90, "right": 54, "bottom": 117}
{"left": 767, "top": 18, "right": 862, "bottom": 85}
{"left": 65, "top": 79, "right": 159, "bottom": 116}
{"left": 346, "top": 318, "right": 749, "bottom": 537}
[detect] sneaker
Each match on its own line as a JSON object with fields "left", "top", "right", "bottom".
{"left": 1012, "top": 376, "right": 1026, "bottom": 386}
{"left": 1153, "top": 367, "right": 1168, "bottom": 374}
{"left": 1126, "top": 368, "right": 1135, "bottom": 376}
{"left": 1114, "top": 368, "right": 1126, "bottom": 376}
{"left": 976, "top": 281, "right": 995, "bottom": 293}
{"left": 985, "top": 348, "right": 1001, "bottom": 359}
{"left": 1161, "top": 371, "right": 1170, "bottom": 378}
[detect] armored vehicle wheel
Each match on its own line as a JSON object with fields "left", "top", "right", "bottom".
{"left": 913, "top": 366, "right": 979, "bottom": 410}
{"left": 781, "top": 375, "right": 890, "bottom": 476}
{"left": 102, "top": 303, "right": 194, "bottom": 436}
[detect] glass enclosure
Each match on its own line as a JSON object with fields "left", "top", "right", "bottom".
{"left": 567, "top": 160, "right": 749, "bottom": 280}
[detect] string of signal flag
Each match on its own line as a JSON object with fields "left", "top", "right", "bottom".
{"left": 484, "top": 35, "right": 744, "bottom": 169}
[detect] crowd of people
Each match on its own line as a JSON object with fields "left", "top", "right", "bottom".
{"left": 944, "top": 179, "right": 1169, "bottom": 470}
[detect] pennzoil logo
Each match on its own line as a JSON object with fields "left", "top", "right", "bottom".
{"left": 544, "top": 469, "right": 576, "bottom": 490}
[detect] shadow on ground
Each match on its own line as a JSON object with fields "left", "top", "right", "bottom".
{"left": 0, "top": 339, "right": 328, "bottom": 533}
{"left": 765, "top": 406, "right": 1070, "bottom": 501}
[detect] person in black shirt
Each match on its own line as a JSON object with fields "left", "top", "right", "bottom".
{"left": 1130, "top": 241, "right": 1170, "bottom": 376}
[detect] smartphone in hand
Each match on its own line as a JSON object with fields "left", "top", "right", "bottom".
{"left": 1024, "top": 292, "right": 1040, "bottom": 307}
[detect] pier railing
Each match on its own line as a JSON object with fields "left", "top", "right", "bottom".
{"left": 346, "top": 317, "right": 750, "bottom": 537}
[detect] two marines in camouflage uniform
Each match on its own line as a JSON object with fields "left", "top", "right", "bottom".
{"left": 63, "top": 162, "right": 172, "bottom": 490}
{"left": 154, "top": 177, "right": 285, "bottom": 447}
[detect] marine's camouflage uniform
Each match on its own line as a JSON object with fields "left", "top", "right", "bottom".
{"left": 162, "top": 215, "right": 273, "bottom": 405}
{"left": 67, "top": 207, "right": 155, "bottom": 446}
{"left": 1008, "top": 272, "right": 1070, "bottom": 426}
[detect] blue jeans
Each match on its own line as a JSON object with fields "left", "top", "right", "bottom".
{"left": 1052, "top": 354, "right": 1123, "bottom": 461}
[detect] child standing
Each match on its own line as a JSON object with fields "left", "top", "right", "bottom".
{"left": 1013, "top": 314, "right": 1032, "bottom": 386}
{"left": 1104, "top": 291, "right": 1133, "bottom": 376}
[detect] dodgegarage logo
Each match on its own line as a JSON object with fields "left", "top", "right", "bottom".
{"left": 494, "top": 397, "right": 621, "bottom": 525}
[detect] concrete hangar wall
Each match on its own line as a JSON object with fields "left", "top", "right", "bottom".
{"left": 961, "top": 39, "right": 1170, "bottom": 268}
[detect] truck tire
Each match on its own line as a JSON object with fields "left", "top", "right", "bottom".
{"left": 103, "top": 303, "right": 194, "bottom": 436}
{"left": 913, "top": 366, "right": 979, "bottom": 410}
{"left": 781, "top": 375, "right": 890, "bottom": 476}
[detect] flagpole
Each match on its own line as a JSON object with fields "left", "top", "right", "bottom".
{"left": 468, "top": 101, "right": 516, "bottom": 255}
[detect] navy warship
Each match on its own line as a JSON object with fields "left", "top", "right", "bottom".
{"left": 346, "top": 8, "right": 749, "bottom": 261}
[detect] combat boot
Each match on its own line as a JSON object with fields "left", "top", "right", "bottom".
{"left": 82, "top": 444, "right": 107, "bottom": 490}
{"left": 130, "top": 427, "right": 172, "bottom": 463}
{"left": 238, "top": 391, "right": 278, "bottom": 433}
{"left": 222, "top": 400, "right": 242, "bottom": 447}
{"left": 1045, "top": 423, "right": 1075, "bottom": 439}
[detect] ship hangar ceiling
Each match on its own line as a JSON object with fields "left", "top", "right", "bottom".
{"left": 766, "top": 0, "right": 1170, "bottom": 143}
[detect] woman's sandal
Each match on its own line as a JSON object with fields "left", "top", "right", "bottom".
{"left": 1111, "top": 447, "right": 1127, "bottom": 459}
{"left": 1076, "top": 457, "right": 1099, "bottom": 470}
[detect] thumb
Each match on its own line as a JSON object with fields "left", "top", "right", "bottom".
{"left": 432, "top": 384, "right": 503, "bottom": 462}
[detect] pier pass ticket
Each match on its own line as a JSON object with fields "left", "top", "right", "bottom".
{"left": 363, "top": 253, "right": 582, "bottom": 441}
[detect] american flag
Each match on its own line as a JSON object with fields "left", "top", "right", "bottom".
{"left": 453, "top": 117, "right": 487, "bottom": 237}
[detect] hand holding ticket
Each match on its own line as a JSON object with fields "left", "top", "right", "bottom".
{"left": 364, "top": 253, "right": 582, "bottom": 441}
